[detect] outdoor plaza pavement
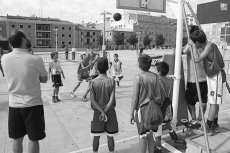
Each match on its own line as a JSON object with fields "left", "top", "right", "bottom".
{"left": 1, "top": 50, "right": 230, "bottom": 153}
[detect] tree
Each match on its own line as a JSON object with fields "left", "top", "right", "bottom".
{"left": 182, "top": 37, "right": 188, "bottom": 47}
{"left": 114, "top": 32, "right": 125, "bottom": 49}
{"left": 155, "top": 34, "right": 165, "bottom": 47}
{"left": 143, "top": 34, "right": 153, "bottom": 48}
{"left": 127, "top": 33, "right": 138, "bottom": 46}
{"left": 96, "top": 35, "right": 103, "bottom": 46}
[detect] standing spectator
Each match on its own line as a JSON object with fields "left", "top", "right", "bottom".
{"left": 72, "top": 45, "right": 76, "bottom": 60}
{"left": 130, "top": 54, "right": 162, "bottom": 153}
{"left": 0, "top": 47, "right": 5, "bottom": 77}
{"left": 65, "top": 46, "right": 69, "bottom": 60}
{"left": 189, "top": 30, "right": 226, "bottom": 135}
{"left": 2, "top": 29, "right": 48, "bottom": 153}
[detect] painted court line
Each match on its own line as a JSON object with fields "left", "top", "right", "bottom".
{"left": 68, "top": 108, "right": 230, "bottom": 153}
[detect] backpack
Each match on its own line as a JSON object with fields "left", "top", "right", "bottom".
{"left": 137, "top": 74, "right": 163, "bottom": 130}
{"left": 159, "top": 79, "right": 173, "bottom": 123}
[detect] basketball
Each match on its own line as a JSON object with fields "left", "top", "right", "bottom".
{"left": 113, "top": 13, "right": 122, "bottom": 21}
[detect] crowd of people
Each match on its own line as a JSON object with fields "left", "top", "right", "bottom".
{"left": 0, "top": 26, "right": 226, "bottom": 153}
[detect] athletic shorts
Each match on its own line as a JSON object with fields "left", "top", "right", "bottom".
{"left": 8, "top": 105, "right": 46, "bottom": 141}
{"left": 135, "top": 112, "right": 158, "bottom": 138}
{"left": 153, "top": 124, "right": 163, "bottom": 137}
{"left": 207, "top": 71, "right": 226, "bottom": 105}
{"left": 91, "top": 108, "right": 118, "bottom": 137}
{"left": 186, "top": 81, "right": 208, "bottom": 106}
{"left": 52, "top": 74, "right": 63, "bottom": 87}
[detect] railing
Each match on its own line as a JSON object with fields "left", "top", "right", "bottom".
{"left": 35, "top": 51, "right": 110, "bottom": 63}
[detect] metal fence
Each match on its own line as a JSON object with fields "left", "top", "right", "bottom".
{"left": 35, "top": 52, "right": 110, "bottom": 63}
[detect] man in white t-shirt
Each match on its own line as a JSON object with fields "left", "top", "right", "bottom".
{"left": 72, "top": 45, "right": 76, "bottom": 60}
{"left": 2, "top": 29, "right": 48, "bottom": 153}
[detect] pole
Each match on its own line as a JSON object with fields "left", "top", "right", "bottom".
{"left": 103, "top": 10, "right": 106, "bottom": 57}
{"left": 171, "top": 0, "right": 183, "bottom": 129}
{"left": 223, "top": 25, "right": 227, "bottom": 58}
{"left": 55, "top": 30, "right": 57, "bottom": 52}
{"left": 186, "top": 1, "right": 202, "bottom": 30}
{"left": 182, "top": 1, "right": 211, "bottom": 152}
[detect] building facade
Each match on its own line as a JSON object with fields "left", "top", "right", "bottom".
{"left": 197, "top": 0, "right": 230, "bottom": 47}
{"left": 75, "top": 25, "right": 101, "bottom": 48}
{"left": 0, "top": 15, "right": 75, "bottom": 48}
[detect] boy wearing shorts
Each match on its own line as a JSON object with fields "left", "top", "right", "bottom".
{"left": 82, "top": 53, "right": 100, "bottom": 102}
{"left": 154, "top": 62, "right": 186, "bottom": 153}
{"left": 70, "top": 54, "right": 91, "bottom": 98}
{"left": 130, "top": 54, "right": 162, "bottom": 153}
{"left": 49, "top": 52, "right": 65, "bottom": 103}
{"left": 183, "top": 25, "right": 207, "bottom": 128}
{"left": 90, "top": 57, "right": 118, "bottom": 153}
{"left": 110, "top": 53, "right": 123, "bottom": 87}
{"left": 189, "top": 30, "right": 226, "bottom": 135}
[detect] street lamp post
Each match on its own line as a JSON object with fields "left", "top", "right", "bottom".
{"left": 53, "top": 28, "right": 58, "bottom": 52}
{"left": 100, "top": 10, "right": 112, "bottom": 57}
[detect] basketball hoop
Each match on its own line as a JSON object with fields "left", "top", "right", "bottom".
{"left": 141, "top": 0, "right": 150, "bottom": 8}
{"left": 123, "top": 9, "right": 139, "bottom": 25}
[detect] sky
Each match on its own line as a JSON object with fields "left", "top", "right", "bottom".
{"left": 0, "top": 0, "right": 216, "bottom": 23}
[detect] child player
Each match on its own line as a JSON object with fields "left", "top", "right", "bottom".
{"left": 130, "top": 54, "right": 162, "bottom": 153}
{"left": 154, "top": 61, "right": 186, "bottom": 153}
{"left": 49, "top": 52, "right": 65, "bottom": 103}
{"left": 189, "top": 30, "right": 226, "bottom": 135}
{"left": 90, "top": 57, "right": 118, "bottom": 153}
{"left": 110, "top": 53, "right": 123, "bottom": 86}
{"left": 70, "top": 54, "right": 91, "bottom": 98}
{"left": 82, "top": 53, "right": 100, "bottom": 102}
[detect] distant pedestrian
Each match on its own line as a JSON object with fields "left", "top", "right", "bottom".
{"left": 65, "top": 46, "right": 69, "bottom": 60}
{"left": 0, "top": 47, "right": 5, "bottom": 77}
{"left": 72, "top": 46, "right": 76, "bottom": 60}
{"left": 90, "top": 57, "right": 118, "bottom": 153}
{"left": 110, "top": 53, "right": 123, "bottom": 87}
{"left": 2, "top": 29, "right": 48, "bottom": 153}
{"left": 49, "top": 52, "right": 65, "bottom": 103}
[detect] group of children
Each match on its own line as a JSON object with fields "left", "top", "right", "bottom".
{"left": 47, "top": 26, "right": 226, "bottom": 152}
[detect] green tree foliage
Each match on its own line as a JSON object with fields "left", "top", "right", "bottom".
{"left": 143, "top": 34, "right": 153, "bottom": 48}
{"left": 96, "top": 35, "right": 103, "bottom": 46}
{"left": 155, "top": 34, "right": 165, "bottom": 47}
{"left": 182, "top": 37, "right": 188, "bottom": 47}
{"left": 114, "top": 32, "right": 125, "bottom": 46}
{"left": 127, "top": 33, "right": 138, "bottom": 46}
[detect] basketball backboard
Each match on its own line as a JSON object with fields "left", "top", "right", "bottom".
{"left": 116, "top": 0, "right": 166, "bottom": 13}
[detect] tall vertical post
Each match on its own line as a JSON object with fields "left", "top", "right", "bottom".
{"left": 103, "top": 10, "right": 106, "bottom": 57}
{"left": 223, "top": 24, "right": 227, "bottom": 58}
{"left": 55, "top": 30, "right": 57, "bottom": 52}
{"left": 171, "top": 0, "right": 183, "bottom": 129}
{"left": 182, "top": 1, "right": 210, "bottom": 152}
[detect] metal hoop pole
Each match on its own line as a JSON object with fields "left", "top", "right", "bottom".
{"left": 182, "top": 1, "right": 211, "bottom": 153}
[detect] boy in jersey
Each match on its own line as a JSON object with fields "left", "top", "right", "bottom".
{"left": 110, "top": 53, "right": 123, "bottom": 87}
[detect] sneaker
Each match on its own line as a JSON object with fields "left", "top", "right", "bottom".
{"left": 212, "top": 125, "right": 221, "bottom": 133}
{"left": 197, "top": 124, "right": 213, "bottom": 136}
{"left": 70, "top": 92, "right": 76, "bottom": 98}
{"left": 154, "top": 146, "right": 162, "bottom": 153}
{"left": 55, "top": 96, "right": 61, "bottom": 102}
{"left": 52, "top": 96, "right": 57, "bottom": 103}
{"left": 187, "top": 120, "right": 201, "bottom": 129}
{"left": 82, "top": 96, "right": 87, "bottom": 102}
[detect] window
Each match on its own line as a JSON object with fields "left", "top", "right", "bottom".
{"left": 20, "top": 25, "right": 23, "bottom": 29}
{"left": 93, "top": 32, "right": 95, "bottom": 35}
{"left": 81, "top": 31, "right": 83, "bottom": 35}
{"left": 12, "top": 25, "right": 15, "bottom": 28}
{"left": 110, "top": 32, "right": 111, "bottom": 36}
{"left": 69, "top": 27, "right": 71, "bottom": 30}
{"left": 87, "top": 38, "right": 90, "bottom": 44}
{"left": 55, "top": 27, "right": 58, "bottom": 29}
{"left": 62, "top": 34, "right": 65, "bottom": 37}
{"left": 62, "top": 41, "right": 65, "bottom": 45}
{"left": 28, "top": 25, "right": 31, "bottom": 29}
{"left": 93, "top": 39, "right": 95, "bottom": 42}
{"left": 69, "top": 41, "right": 72, "bottom": 45}
{"left": 87, "top": 32, "right": 90, "bottom": 37}
{"left": 37, "top": 25, "right": 42, "bottom": 30}
{"left": 69, "top": 34, "right": 71, "bottom": 37}
{"left": 62, "top": 27, "right": 65, "bottom": 30}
